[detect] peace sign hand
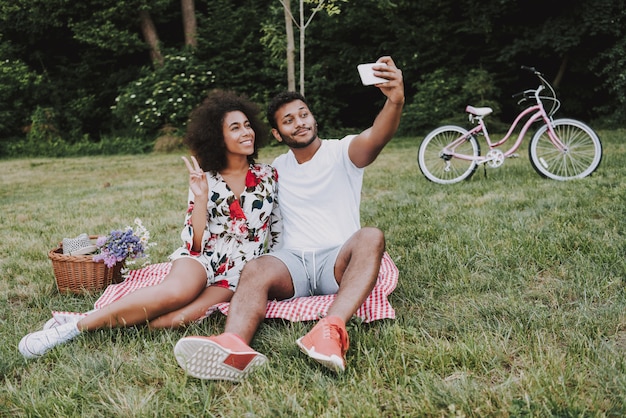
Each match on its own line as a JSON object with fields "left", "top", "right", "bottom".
{"left": 182, "top": 156, "right": 208, "bottom": 199}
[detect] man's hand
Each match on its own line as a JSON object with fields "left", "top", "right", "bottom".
{"left": 373, "top": 56, "right": 404, "bottom": 105}
{"left": 348, "top": 56, "right": 405, "bottom": 168}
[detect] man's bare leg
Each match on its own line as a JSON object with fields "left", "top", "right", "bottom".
{"left": 173, "top": 255, "right": 293, "bottom": 380}
{"left": 222, "top": 255, "right": 294, "bottom": 343}
{"left": 296, "top": 227, "right": 385, "bottom": 372}
{"left": 174, "top": 228, "right": 386, "bottom": 377}
{"left": 327, "top": 227, "right": 385, "bottom": 321}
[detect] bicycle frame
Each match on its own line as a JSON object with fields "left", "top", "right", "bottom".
{"left": 443, "top": 87, "right": 568, "bottom": 164}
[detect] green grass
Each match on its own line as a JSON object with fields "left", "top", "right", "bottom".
{"left": 1, "top": 130, "right": 625, "bottom": 417}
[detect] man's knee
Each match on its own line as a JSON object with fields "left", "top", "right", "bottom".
{"left": 238, "top": 255, "right": 294, "bottom": 299}
{"left": 357, "top": 227, "right": 385, "bottom": 251}
{"left": 239, "top": 256, "right": 282, "bottom": 286}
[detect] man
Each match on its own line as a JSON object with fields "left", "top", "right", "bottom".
{"left": 174, "top": 56, "right": 404, "bottom": 381}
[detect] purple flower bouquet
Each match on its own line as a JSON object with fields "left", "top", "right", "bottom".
{"left": 93, "top": 219, "right": 156, "bottom": 271}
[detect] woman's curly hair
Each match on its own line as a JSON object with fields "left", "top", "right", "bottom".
{"left": 184, "top": 89, "right": 268, "bottom": 173}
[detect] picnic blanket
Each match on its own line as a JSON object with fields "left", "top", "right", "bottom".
{"left": 51, "top": 252, "right": 398, "bottom": 324}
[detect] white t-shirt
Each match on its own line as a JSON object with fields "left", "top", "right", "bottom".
{"left": 271, "top": 135, "right": 364, "bottom": 250}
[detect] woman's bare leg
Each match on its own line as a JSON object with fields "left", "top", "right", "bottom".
{"left": 148, "top": 286, "right": 233, "bottom": 329}
{"left": 77, "top": 259, "right": 207, "bottom": 331}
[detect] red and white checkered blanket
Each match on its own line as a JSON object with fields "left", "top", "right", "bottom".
{"left": 52, "top": 252, "right": 398, "bottom": 324}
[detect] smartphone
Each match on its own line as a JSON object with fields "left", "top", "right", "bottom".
{"left": 357, "top": 63, "right": 389, "bottom": 86}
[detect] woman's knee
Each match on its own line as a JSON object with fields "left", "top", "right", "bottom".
{"left": 148, "top": 284, "right": 188, "bottom": 308}
{"left": 153, "top": 275, "right": 204, "bottom": 307}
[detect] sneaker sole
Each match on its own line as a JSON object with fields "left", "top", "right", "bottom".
{"left": 296, "top": 337, "right": 345, "bottom": 372}
{"left": 174, "top": 337, "right": 267, "bottom": 381}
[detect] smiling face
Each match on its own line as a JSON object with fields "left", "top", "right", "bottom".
{"left": 271, "top": 99, "right": 318, "bottom": 149}
{"left": 222, "top": 110, "right": 255, "bottom": 158}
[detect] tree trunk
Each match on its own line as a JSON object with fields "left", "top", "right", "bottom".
{"left": 299, "top": 0, "right": 305, "bottom": 95}
{"left": 181, "top": 0, "right": 197, "bottom": 48}
{"left": 553, "top": 54, "right": 568, "bottom": 89}
{"left": 138, "top": 9, "right": 164, "bottom": 66}
{"left": 284, "top": 0, "right": 296, "bottom": 91}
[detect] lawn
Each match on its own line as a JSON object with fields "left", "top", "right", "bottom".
{"left": 1, "top": 130, "right": 625, "bottom": 417}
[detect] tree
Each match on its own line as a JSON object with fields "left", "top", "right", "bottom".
{"left": 278, "top": 0, "right": 346, "bottom": 95}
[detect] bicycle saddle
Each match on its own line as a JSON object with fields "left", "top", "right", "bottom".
{"left": 465, "top": 105, "right": 493, "bottom": 116}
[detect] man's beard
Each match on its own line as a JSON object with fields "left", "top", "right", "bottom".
{"left": 277, "top": 125, "right": 318, "bottom": 149}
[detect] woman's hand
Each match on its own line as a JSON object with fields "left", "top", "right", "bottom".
{"left": 182, "top": 156, "right": 208, "bottom": 199}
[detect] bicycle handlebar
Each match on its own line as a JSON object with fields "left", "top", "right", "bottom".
{"left": 521, "top": 65, "right": 541, "bottom": 75}
{"left": 516, "top": 66, "right": 559, "bottom": 116}
{"left": 512, "top": 89, "right": 536, "bottom": 100}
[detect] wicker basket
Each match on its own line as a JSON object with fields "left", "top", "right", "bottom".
{"left": 48, "top": 235, "right": 124, "bottom": 294}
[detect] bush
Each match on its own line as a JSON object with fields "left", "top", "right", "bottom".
{"left": 0, "top": 56, "right": 42, "bottom": 138}
{"left": 4, "top": 135, "right": 153, "bottom": 158}
{"left": 153, "top": 126, "right": 185, "bottom": 153}
{"left": 26, "top": 107, "right": 63, "bottom": 144}
{"left": 399, "top": 68, "right": 501, "bottom": 136}
{"left": 112, "top": 50, "right": 216, "bottom": 138}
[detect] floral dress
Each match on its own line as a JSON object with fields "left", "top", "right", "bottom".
{"left": 169, "top": 163, "right": 281, "bottom": 291}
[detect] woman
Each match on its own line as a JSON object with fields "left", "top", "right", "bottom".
{"left": 19, "top": 90, "right": 281, "bottom": 359}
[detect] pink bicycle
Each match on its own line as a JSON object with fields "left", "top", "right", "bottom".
{"left": 417, "top": 66, "right": 603, "bottom": 184}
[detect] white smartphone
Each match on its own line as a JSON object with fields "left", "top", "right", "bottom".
{"left": 357, "top": 63, "right": 389, "bottom": 86}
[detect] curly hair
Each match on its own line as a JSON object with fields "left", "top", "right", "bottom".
{"left": 266, "top": 91, "right": 310, "bottom": 130}
{"left": 184, "top": 89, "right": 268, "bottom": 173}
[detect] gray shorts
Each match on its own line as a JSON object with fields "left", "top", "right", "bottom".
{"left": 264, "top": 246, "right": 341, "bottom": 298}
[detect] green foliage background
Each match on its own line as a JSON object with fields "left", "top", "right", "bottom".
{"left": 0, "top": 0, "right": 625, "bottom": 157}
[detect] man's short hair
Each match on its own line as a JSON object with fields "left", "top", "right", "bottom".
{"left": 266, "top": 91, "right": 309, "bottom": 129}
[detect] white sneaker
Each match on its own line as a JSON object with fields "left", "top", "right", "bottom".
{"left": 19, "top": 322, "right": 81, "bottom": 359}
{"left": 42, "top": 317, "right": 60, "bottom": 330}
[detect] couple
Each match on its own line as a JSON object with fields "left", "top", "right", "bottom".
{"left": 20, "top": 56, "right": 404, "bottom": 381}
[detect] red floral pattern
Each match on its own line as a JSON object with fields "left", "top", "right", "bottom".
{"left": 245, "top": 170, "right": 261, "bottom": 188}
{"left": 228, "top": 200, "right": 246, "bottom": 220}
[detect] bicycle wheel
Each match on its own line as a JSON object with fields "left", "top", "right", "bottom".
{"left": 528, "top": 118, "right": 602, "bottom": 180}
{"left": 417, "top": 125, "right": 480, "bottom": 184}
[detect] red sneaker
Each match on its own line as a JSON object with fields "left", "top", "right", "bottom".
{"left": 296, "top": 316, "right": 349, "bottom": 372}
{"left": 174, "top": 333, "right": 267, "bottom": 381}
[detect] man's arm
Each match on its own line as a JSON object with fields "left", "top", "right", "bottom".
{"left": 349, "top": 56, "right": 405, "bottom": 168}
